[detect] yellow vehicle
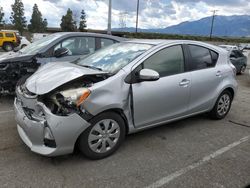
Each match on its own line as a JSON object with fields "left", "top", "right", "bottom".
{"left": 0, "top": 31, "right": 20, "bottom": 51}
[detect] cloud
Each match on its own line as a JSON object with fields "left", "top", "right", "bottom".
{"left": 0, "top": 0, "right": 250, "bottom": 29}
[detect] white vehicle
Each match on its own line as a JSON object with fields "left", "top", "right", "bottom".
{"left": 218, "top": 45, "right": 239, "bottom": 51}
{"left": 16, "top": 36, "right": 31, "bottom": 49}
{"left": 31, "top": 33, "right": 50, "bottom": 42}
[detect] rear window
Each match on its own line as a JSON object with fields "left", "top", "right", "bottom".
{"left": 188, "top": 45, "right": 218, "bottom": 70}
{"left": 5, "top": 33, "right": 15, "bottom": 38}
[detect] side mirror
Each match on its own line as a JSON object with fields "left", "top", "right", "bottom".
{"left": 139, "top": 69, "right": 159, "bottom": 82}
{"left": 54, "top": 47, "right": 69, "bottom": 58}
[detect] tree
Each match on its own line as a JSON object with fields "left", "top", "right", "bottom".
{"left": 79, "top": 9, "right": 87, "bottom": 31}
{"left": 28, "top": 4, "right": 47, "bottom": 33}
{"left": 42, "top": 18, "right": 48, "bottom": 32}
{"left": 60, "top": 8, "right": 77, "bottom": 32}
{"left": 0, "top": 7, "right": 4, "bottom": 26}
{"left": 10, "top": 0, "right": 27, "bottom": 34}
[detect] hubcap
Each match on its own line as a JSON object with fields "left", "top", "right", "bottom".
{"left": 241, "top": 66, "right": 246, "bottom": 74}
{"left": 88, "top": 119, "right": 120, "bottom": 153}
{"left": 217, "top": 94, "right": 230, "bottom": 116}
{"left": 6, "top": 45, "right": 12, "bottom": 51}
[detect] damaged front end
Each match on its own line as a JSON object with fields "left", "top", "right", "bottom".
{"left": 0, "top": 57, "right": 39, "bottom": 95}
{"left": 15, "top": 73, "right": 109, "bottom": 156}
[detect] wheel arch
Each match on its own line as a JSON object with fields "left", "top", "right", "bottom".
{"left": 74, "top": 108, "right": 129, "bottom": 151}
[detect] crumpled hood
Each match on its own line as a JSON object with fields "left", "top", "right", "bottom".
{"left": 26, "top": 62, "right": 105, "bottom": 95}
{"left": 0, "top": 51, "right": 34, "bottom": 63}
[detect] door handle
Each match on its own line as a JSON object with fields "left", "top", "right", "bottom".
{"left": 216, "top": 70, "right": 222, "bottom": 77}
{"left": 179, "top": 79, "right": 190, "bottom": 87}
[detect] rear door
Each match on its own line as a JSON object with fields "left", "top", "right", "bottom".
{"left": 185, "top": 44, "right": 220, "bottom": 113}
{"left": 132, "top": 45, "right": 191, "bottom": 128}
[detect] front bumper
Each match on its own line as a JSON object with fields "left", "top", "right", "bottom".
{"left": 14, "top": 98, "right": 90, "bottom": 156}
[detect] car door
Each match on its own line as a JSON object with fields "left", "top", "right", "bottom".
{"left": 49, "top": 36, "right": 96, "bottom": 63}
{"left": 132, "top": 45, "right": 191, "bottom": 128}
{"left": 185, "top": 44, "right": 220, "bottom": 113}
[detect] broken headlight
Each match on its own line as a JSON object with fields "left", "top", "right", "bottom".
{"left": 56, "top": 88, "right": 91, "bottom": 107}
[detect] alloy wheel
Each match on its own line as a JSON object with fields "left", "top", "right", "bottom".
{"left": 217, "top": 94, "right": 231, "bottom": 116}
{"left": 88, "top": 119, "right": 120, "bottom": 153}
{"left": 240, "top": 65, "right": 246, "bottom": 74}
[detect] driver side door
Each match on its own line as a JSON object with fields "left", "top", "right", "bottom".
{"left": 49, "top": 36, "right": 96, "bottom": 63}
{"left": 132, "top": 45, "right": 191, "bottom": 128}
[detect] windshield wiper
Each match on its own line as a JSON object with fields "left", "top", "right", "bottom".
{"left": 80, "top": 65, "right": 103, "bottom": 71}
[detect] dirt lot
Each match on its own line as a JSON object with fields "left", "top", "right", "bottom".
{"left": 0, "top": 71, "right": 250, "bottom": 187}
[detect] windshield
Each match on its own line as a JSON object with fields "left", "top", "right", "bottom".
{"left": 77, "top": 42, "right": 153, "bottom": 73}
{"left": 19, "top": 33, "right": 62, "bottom": 55}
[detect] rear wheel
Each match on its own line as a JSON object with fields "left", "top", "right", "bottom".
{"left": 21, "top": 44, "right": 27, "bottom": 49}
{"left": 3, "top": 43, "right": 14, "bottom": 52}
{"left": 239, "top": 65, "right": 246, "bottom": 74}
{"left": 78, "top": 112, "right": 126, "bottom": 160}
{"left": 209, "top": 90, "right": 232, "bottom": 120}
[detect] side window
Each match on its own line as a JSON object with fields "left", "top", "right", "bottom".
{"left": 143, "top": 45, "right": 185, "bottom": 77}
{"left": 188, "top": 45, "right": 214, "bottom": 70}
{"left": 0, "top": 33, "right": 3, "bottom": 37}
{"left": 210, "top": 50, "right": 219, "bottom": 64}
{"left": 5, "top": 33, "right": 14, "bottom": 38}
{"left": 54, "top": 37, "right": 95, "bottom": 56}
{"left": 100, "top": 38, "right": 115, "bottom": 48}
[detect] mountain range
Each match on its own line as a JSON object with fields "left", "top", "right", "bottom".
{"left": 113, "top": 15, "right": 250, "bottom": 37}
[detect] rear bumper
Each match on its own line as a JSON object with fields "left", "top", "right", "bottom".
{"left": 14, "top": 98, "right": 91, "bottom": 156}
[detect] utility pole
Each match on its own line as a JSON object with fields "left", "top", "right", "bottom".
{"left": 107, "top": 0, "right": 112, "bottom": 35}
{"left": 210, "top": 10, "right": 218, "bottom": 40}
{"left": 135, "top": 0, "right": 139, "bottom": 33}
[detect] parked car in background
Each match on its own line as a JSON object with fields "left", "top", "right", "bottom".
{"left": 14, "top": 40, "right": 237, "bottom": 159}
{"left": 229, "top": 49, "right": 247, "bottom": 74}
{"left": 0, "top": 32, "right": 125, "bottom": 94}
{"left": 0, "top": 31, "right": 21, "bottom": 51}
{"left": 219, "top": 45, "right": 239, "bottom": 51}
{"left": 15, "top": 36, "right": 31, "bottom": 50}
{"left": 31, "top": 33, "right": 50, "bottom": 42}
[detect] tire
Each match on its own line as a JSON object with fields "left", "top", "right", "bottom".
{"left": 209, "top": 90, "right": 232, "bottom": 120}
{"left": 21, "top": 44, "right": 27, "bottom": 49}
{"left": 239, "top": 65, "right": 246, "bottom": 75}
{"left": 78, "top": 112, "right": 126, "bottom": 160}
{"left": 3, "top": 43, "right": 14, "bottom": 52}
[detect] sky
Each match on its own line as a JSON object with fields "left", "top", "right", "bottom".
{"left": 1, "top": 0, "right": 250, "bottom": 29}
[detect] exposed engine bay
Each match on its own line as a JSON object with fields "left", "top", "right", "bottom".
{"left": 0, "top": 60, "right": 39, "bottom": 95}
{"left": 19, "top": 74, "right": 109, "bottom": 120}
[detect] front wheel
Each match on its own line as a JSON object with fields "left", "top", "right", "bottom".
{"left": 78, "top": 112, "right": 126, "bottom": 160}
{"left": 209, "top": 90, "right": 232, "bottom": 120}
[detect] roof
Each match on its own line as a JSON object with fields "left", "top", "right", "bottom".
{"left": 49, "top": 32, "right": 126, "bottom": 42}
{"left": 123, "top": 39, "right": 227, "bottom": 53}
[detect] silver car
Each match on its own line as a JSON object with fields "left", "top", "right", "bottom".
{"left": 15, "top": 40, "right": 238, "bottom": 159}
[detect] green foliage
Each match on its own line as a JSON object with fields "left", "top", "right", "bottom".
{"left": 79, "top": 9, "right": 87, "bottom": 32}
{"left": 119, "top": 32, "right": 250, "bottom": 43}
{"left": 60, "top": 8, "right": 77, "bottom": 32}
{"left": 0, "top": 7, "right": 4, "bottom": 26}
{"left": 28, "top": 4, "right": 47, "bottom": 33}
{"left": 10, "top": 0, "right": 27, "bottom": 34}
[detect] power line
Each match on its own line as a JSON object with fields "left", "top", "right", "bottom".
{"left": 135, "top": 0, "right": 140, "bottom": 33}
